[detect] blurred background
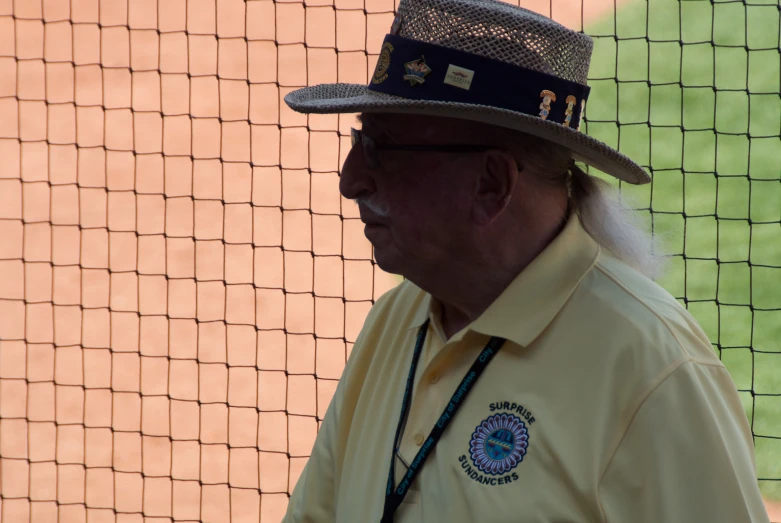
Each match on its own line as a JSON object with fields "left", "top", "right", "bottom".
{"left": 0, "top": 0, "right": 778, "bottom": 521}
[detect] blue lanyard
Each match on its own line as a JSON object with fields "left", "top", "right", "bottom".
{"left": 381, "top": 319, "right": 506, "bottom": 522}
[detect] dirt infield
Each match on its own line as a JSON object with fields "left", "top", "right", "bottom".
{"left": 0, "top": 0, "right": 776, "bottom": 521}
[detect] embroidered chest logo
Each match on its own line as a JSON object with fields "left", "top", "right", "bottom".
{"left": 459, "top": 403, "right": 536, "bottom": 486}
{"left": 470, "top": 413, "right": 528, "bottom": 474}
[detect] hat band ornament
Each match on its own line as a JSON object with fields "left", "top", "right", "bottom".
{"left": 368, "top": 33, "right": 590, "bottom": 129}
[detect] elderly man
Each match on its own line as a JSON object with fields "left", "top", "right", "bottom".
{"left": 280, "top": 0, "right": 770, "bottom": 521}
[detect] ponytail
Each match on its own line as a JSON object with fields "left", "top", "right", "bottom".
{"left": 567, "top": 159, "right": 669, "bottom": 281}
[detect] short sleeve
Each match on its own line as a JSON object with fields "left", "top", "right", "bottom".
{"left": 599, "top": 360, "right": 770, "bottom": 523}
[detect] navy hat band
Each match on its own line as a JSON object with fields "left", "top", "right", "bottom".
{"left": 367, "top": 34, "right": 590, "bottom": 129}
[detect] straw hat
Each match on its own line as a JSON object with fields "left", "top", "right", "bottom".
{"left": 283, "top": 0, "right": 651, "bottom": 185}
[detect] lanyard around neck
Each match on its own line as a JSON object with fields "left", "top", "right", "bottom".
{"left": 381, "top": 319, "right": 506, "bottom": 522}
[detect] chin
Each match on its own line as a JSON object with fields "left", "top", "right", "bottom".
{"left": 372, "top": 251, "right": 405, "bottom": 276}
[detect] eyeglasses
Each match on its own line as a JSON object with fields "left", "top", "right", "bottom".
{"left": 350, "top": 127, "right": 502, "bottom": 171}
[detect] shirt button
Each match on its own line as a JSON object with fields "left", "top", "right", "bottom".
{"left": 429, "top": 373, "right": 440, "bottom": 384}
{"left": 414, "top": 433, "right": 425, "bottom": 446}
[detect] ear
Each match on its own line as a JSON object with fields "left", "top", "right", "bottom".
{"left": 471, "top": 150, "right": 520, "bottom": 226}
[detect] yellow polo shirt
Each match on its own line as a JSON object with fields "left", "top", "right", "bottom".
{"left": 283, "top": 212, "right": 770, "bottom": 523}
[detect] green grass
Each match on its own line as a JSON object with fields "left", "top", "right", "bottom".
{"left": 585, "top": 0, "right": 781, "bottom": 501}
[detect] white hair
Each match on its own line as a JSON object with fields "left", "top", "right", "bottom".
{"left": 568, "top": 164, "right": 670, "bottom": 281}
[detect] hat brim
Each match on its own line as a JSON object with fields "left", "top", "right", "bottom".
{"left": 284, "top": 83, "right": 651, "bottom": 185}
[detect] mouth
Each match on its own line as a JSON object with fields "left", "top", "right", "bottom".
{"left": 358, "top": 204, "right": 387, "bottom": 228}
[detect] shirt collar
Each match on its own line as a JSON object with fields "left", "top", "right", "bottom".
{"left": 407, "top": 211, "right": 600, "bottom": 347}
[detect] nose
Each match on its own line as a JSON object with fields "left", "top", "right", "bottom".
{"left": 339, "top": 142, "right": 377, "bottom": 201}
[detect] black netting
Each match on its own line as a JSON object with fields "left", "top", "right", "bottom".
{"left": 0, "top": 0, "right": 778, "bottom": 521}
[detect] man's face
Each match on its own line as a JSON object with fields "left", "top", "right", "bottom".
{"left": 339, "top": 113, "right": 478, "bottom": 276}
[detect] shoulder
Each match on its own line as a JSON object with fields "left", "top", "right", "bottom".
{"left": 549, "top": 249, "right": 725, "bottom": 415}
{"left": 335, "top": 279, "right": 428, "bottom": 400}
{"left": 349, "top": 278, "right": 414, "bottom": 340}
{"left": 363, "top": 278, "right": 426, "bottom": 330}
{"left": 563, "top": 253, "right": 744, "bottom": 472}
{"left": 344, "top": 278, "right": 425, "bottom": 362}
{"left": 567, "top": 250, "right": 722, "bottom": 369}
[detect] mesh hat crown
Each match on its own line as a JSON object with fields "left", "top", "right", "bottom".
{"left": 284, "top": 0, "right": 651, "bottom": 184}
